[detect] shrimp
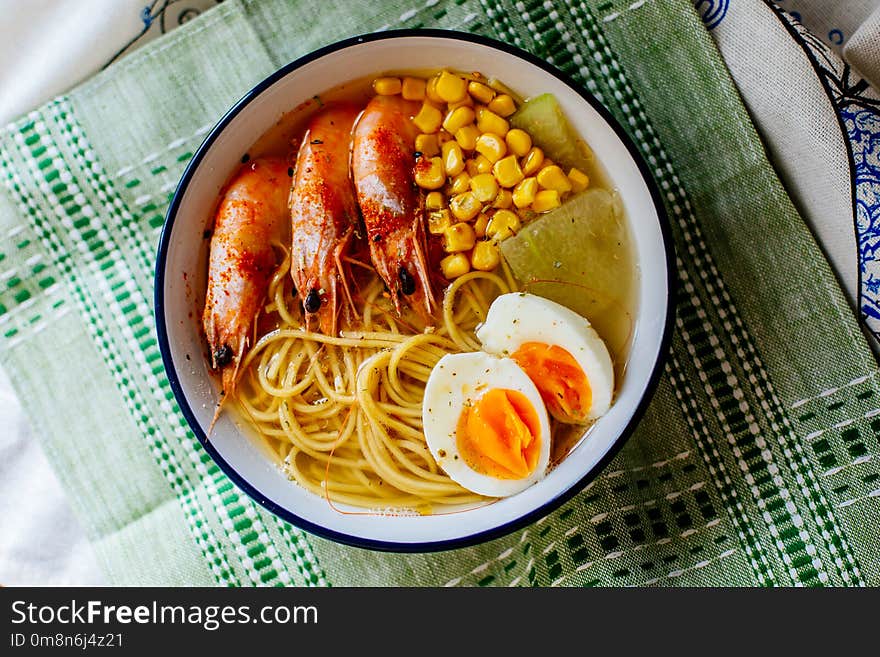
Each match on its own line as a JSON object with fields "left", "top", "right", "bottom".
{"left": 203, "top": 157, "right": 289, "bottom": 406}
{"left": 351, "top": 95, "right": 436, "bottom": 321}
{"left": 289, "top": 103, "right": 361, "bottom": 335}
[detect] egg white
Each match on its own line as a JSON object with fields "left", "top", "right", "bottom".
{"left": 476, "top": 292, "right": 615, "bottom": 422}
{"left": 422, "top": 351, "right": 552, "bottom": 497}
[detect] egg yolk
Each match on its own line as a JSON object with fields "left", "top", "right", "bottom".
{"left": 456, "top": 388, "right": 542, "bottom": 479}
{"left": 511, "top": 342, "right": 591, "bottom": 423}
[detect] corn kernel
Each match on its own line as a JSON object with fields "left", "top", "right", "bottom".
{"left": 442, "top": 141, "right": 466, "bottom": 177}
{"left": 532, "top": 189, "right": 561, "bottom": 213}
{"left": 471, "top": 241, "right": 501, "bottom": 271}
{"left": 488, "top": 94, "right": 516, "bottom": 117}
{"left": 428, "top": 209, "right": 452, "bottom": 235}
{"left": 470, "top": 173, "right": 498, "bottom": 203}
{"left": 475, "top": 133, "right": 507, "bottom": 163}
{"left": 414, "top": 156, "right": 445, "bottom": 190}
{"left": 454, "top": 124, "right": 480, "bottom": 151}
{"left": 449, "top": 192, "right": 481, "bottom": 222}
{"left": 568, "top": 167, "right": 590, "bottom": 192}
{"left": 476, "top": 107, "right": 509, "bottom": 137}
{"left": 442, "top": 106, "right": 475, "bottom": 134}
{"left": 413, "top": 103, "right": 443, "bottom": 133}
{"left": 521, "top": 147, "right": 544, "bottom": 176}
{"left": 426, "top": 75, "right": 444, "bottom": 104}
{"left": 425, "top": 191, "right": 445, "bottom": 211}
{"left": 450, "top": 171, "right": 471, "bottom": 195}
{"left": 373, "top": 77, "right": 402, "bottom": 95}
{"left": 465, "top": 159, "right": 480, "bottom": 177}
{"left": 436, "top": 71, "right": 468, "bottom": 103}
{"left": 468, "top": 80, "right": 496, "bottom": 104}
{"left": 415, "top": 133, "right": 440, "bottom": 158}
{"left": 440, "top": 253, "right": 470, "bottom": 279}
{"left": 486, "top": 209, "right": 521, "bottom": 241}
{"left": 536, "top": 165, "right": 572, "bottom": 193}
{"left": 474, "top": 212, "right": 490, "bottom": 237}
{"left": 505, "top": 129, "right": 532, "bottom": 157}
{"left": 492, "top": 155, "right": 524, "bottom": 188}
{"left": 492, "top": 188, "right": 513, "bottom": 209}
{"left": 448, "top": 96, "right": 475, "bottom": 110}
{"left": 401, "top": 77, "right": 426, "bottom": 101}
{"left": 474, "top": 154, "right": 494, "bottom": 174}
{"left": 443, "top": 221, "right": 477, "bottom": 252}
{"left": 512, "top": 177, "right": 537, "bottom": 208}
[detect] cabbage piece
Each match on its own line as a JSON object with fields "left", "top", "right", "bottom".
{"left": 509, "top": 93, "right": 593, "bottom": 171}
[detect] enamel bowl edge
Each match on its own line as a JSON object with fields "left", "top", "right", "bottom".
{"left": 155, "top": 30, "right": 675, "bottom": 552}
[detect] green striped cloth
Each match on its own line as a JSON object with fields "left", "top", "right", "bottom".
{"left": 1, "top": 0, "right": 878, "bottom": 586}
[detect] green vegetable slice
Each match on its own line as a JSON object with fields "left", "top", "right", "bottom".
{"left": 509, "top": 93, "right": 593, "bottom": 171}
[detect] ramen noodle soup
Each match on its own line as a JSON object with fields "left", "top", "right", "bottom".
{"left": 201, "top": 70, "right": 637, "bottom": 513}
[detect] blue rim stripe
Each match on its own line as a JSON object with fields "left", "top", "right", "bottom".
{"left": 154, "top": 28, "right": 677, "bottom": 553}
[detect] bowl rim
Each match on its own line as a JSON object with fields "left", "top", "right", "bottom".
{"left": 154, "top": 28, "right": 677, "bottom": 553}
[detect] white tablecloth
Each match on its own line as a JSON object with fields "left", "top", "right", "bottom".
{"left": 0, "top": 0, "right": 221, "bottom": 587}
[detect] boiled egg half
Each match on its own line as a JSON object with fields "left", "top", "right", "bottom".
{"left": 422, "top": 352, "right": 552, "bottom": 497}
{"left": 476, "top": 292, "right": 614, "bottom": 424}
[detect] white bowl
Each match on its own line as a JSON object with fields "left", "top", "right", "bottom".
{"left": 155, "top": 30, "right": 674, "bottom": 551}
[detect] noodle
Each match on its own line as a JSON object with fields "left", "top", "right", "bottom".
{"left": 234, "top": 253, "right": 515, "bottom": 510}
